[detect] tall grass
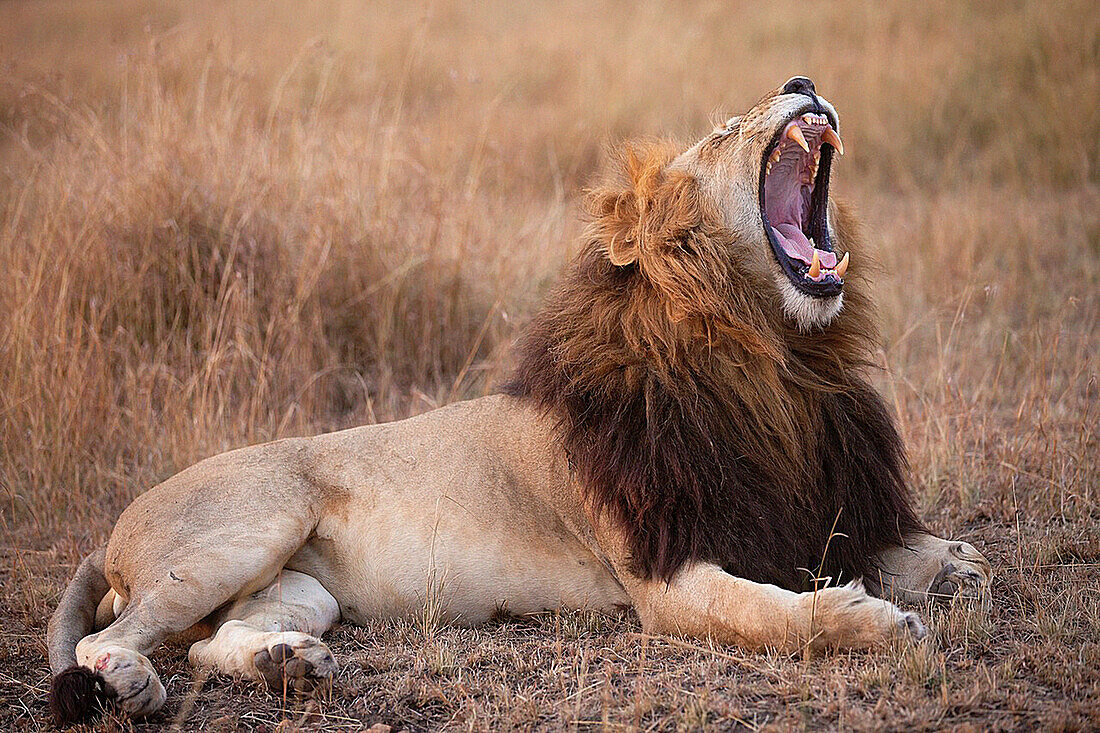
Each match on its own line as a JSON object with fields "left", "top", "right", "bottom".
{"left": 1, "top": 0, "right": 1097, "bottom": 578}
{"left": 1, "top": 58, "right": 518, "bottom": 540}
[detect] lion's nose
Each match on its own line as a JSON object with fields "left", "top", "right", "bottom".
{"left": 782, "top": 77, "right": 816, "bottom": 98}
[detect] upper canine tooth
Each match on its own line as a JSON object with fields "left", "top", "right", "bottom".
{"left": 809, "top": 250, "right": 821, "bottom": 279}
{"left": 835, "top": 251, "right": 850, "bottom": 278}
{"left": 822, "top": 127, "right": 845, "bottom": 155}
{"left": 787, "top": 124, "right": 810, "bottom": 152}
{"left": 770, "top": 147, "right": 781, "bottom": 163}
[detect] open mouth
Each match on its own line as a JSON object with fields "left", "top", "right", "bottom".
{"left": 760, "top": 111, "right": 846, "bottom": 297}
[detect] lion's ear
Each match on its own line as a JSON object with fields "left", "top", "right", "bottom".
{"left": 607, "top": 231, "right": 640, "bottom": 266}
{"left": 587, "top": 185, "right": 642, "bottom": 266}
{"left": 586, "top": 142, "right": 689, "bottom": 268}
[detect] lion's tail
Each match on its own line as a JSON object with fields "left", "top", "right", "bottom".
{"left": 46, "top": 546, "right": 111, "bottom": 726}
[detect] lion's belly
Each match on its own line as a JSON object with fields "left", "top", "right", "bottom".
{"left": 285, "top": 395, "right": 631, "bottom": 626}
{"left": 288, "top": 506, "right": 628, "bottom": 625}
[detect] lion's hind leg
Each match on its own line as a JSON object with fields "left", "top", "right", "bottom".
{"left": 188, "top": 569, "right": 340, "bottom": 694}
{"left": 72, "top": 601, "right": 171, "bottom": 718}
{"left": 72, "top": 586, "right": 245, "bottom": 717}
{"left": 67, "top": 508, "right": 320, "bottom": 719}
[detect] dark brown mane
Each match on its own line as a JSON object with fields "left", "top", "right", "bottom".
{"left": 505, "top": 143, "right": 923, "bottom": 588}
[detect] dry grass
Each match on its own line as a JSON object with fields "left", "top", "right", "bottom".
{"left": 1, "top": 0, "right": 1097, "bottom": 730}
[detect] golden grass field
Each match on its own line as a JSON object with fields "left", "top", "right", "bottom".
{"left": 1, "top": 0, "right": 1097, "bottom": 729}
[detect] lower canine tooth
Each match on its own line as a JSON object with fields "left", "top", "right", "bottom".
{"left": 835, "top": 251, "right": 850, "bottom": 278}
{"left": 808, "top": 250, "right": 821, "bottom": 279}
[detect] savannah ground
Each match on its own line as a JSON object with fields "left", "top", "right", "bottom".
{"left": 1, "top": 1, "right": 1097, "bottom": 730}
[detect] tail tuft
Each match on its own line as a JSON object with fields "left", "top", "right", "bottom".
{"left": 49, "top": 665, "right": 105, "bottom": 727}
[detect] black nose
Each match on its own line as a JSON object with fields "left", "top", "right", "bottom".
{"left": 782, "top": 77, "right": 816, "bottom": 98}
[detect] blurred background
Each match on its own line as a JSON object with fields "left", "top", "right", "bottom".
{"left": 0, "top": 1, "right": 1097, "bottom": 719}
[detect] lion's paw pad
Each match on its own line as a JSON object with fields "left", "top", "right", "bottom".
{"left": 254, "top": 636, "right": 336, "bottom": 693}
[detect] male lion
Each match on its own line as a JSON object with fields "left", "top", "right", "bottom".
{"left": 48, "top": 77, "right": 991, "bottom": 724}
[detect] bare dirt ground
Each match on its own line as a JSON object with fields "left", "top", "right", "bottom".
{"left": 1, "top": 1, "right": 1097, "bottom": 730}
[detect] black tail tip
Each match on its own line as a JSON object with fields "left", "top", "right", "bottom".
{"left": 49, "top": 665, "right": 105, "bottom": 727}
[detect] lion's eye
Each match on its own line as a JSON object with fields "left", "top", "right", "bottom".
{"left": 710, "top": 116, "right": 741, "bottom": 142}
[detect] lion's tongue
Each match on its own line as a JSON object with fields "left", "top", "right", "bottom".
{"left": 765, "top": 154, "right": 836, "bottom": 268}
{"left": 772, "top": 225, "right": 836, "bottom": 268}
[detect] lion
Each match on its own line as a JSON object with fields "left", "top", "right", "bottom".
{"left": 47, "top": 77, "right": 991, "bottom": 724}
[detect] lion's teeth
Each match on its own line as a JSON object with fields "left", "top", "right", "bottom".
{"left": 786, "top": 124, "right": 810, "bottom": 152}
{"left": 769, "top": 147, "right": 781, "bottom": 163}
{"left": 766, "top": 161, "right": 773, "bottom": 175}
{"left": 835, "top": 251, "right": 850, "bottom": 278}
{"left": 822, "top": 127, "right": 845, "bottom": 155}
{"left": 808, "top": 250, "right": 821, "bottom": 279}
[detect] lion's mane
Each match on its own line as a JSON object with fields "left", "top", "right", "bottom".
{"left": 506, "top": 143, "right": 923, "bottom": 589}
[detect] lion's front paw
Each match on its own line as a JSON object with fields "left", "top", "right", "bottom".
{"left": 928, "top": 542, "right": 991, "bottom": 603}
{"left": 801, "top": 581, "right": 926, "bottom": 650}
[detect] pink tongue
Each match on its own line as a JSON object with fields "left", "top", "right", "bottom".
{"left": 772, "top": 223, "right": 837, "bottom": 268}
